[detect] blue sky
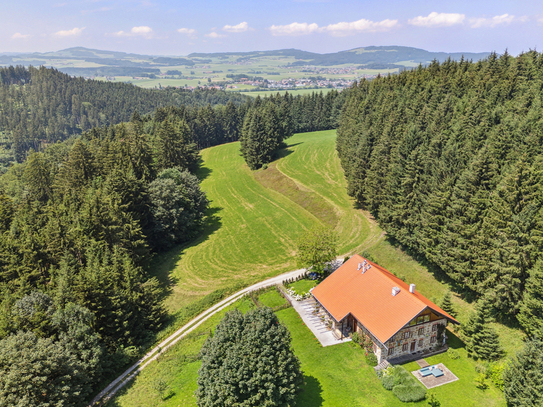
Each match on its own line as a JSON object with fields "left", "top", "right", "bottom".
{"left": 2, "top": 0, "right": 543, "bottom": 55}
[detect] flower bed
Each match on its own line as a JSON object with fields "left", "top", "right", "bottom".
{"left": 285, "top": 287, "right": 312, "bottom": 301}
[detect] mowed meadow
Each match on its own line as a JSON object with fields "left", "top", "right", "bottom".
{"left": 156, "top": 129, "right": 372, "bottom": 314}
{"left": 108, "top": 129, "right": 517, "bottom": 406}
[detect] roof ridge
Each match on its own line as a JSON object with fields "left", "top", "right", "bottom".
{"left": 354, "top": 254, "right": 425, "bottom": 307}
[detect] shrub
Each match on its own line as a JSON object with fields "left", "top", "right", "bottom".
{"left": 392, "top": 366, "right": 412, "bottom": 385}
{"left": 487, "top": 361, "right": 505, "bottom": 391}
{"left": 381, "top": 365, "right": 427, "bottom": 402}
{"left": 365, "top": 352, "right": 378, "bottom": 367}
{"left": 382, "top": 374, "right": 395, "bottom": 390}
{"left": 392, "top": 384, "right": 426, "bottom": 402}
{"left": 351, "top": 331, "right": 363, "bottom": 346}
{"left": 447, "top": 348, "right": 460, "bottom": 360}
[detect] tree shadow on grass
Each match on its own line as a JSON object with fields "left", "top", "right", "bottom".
{"left": 382, "top": 234, "right": 479, "bottom": 304}
{"left": 148, "top": 205, "right": 223, "bottom": 301}
{"left": 297, "top": 375, "right": 324, "bottom": 407}
{"left": 196, "top": 158, "right": 213, "bottom": 182}
{"left": 447, "top": 329, "right": 466, "bottom": 350}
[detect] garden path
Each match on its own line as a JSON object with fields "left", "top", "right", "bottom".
{"left": 287, "top": 293, "right": 351, "bottom": 347}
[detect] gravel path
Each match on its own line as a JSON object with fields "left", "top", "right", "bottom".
{"left": 89, "top": 267, "right": 307, "bottom": 406}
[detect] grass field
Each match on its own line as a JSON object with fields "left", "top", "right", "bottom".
{"left": 155, "top": 140, "right": 327, "bottom": 313}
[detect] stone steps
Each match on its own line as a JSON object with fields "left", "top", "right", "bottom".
{"left": 374, "top": 359, "right": 390, "bottom": 373}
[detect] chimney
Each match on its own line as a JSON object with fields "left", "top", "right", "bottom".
{"left": 392, "top": 287, "right": 401, "bottom": 296}
{"left": 409, "top": 284, "right": 416, "bottom": 294}
{"left": 357, "top": 262, "right": 362, "bottom": 270}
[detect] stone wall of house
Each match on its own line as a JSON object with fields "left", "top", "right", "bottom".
{"left": 385, "top": 319, "right": 447, "bottom": 360}
{"left": 355, "top": 321, "right": 387, "bottom": 364}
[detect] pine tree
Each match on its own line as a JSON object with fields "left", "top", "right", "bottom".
{"left": 23, "top": 151, "right": 53, "bottom": 203}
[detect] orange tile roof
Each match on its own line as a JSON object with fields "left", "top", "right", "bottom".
{"left": 311, "top": 254, "right": 459, "bottom": 345}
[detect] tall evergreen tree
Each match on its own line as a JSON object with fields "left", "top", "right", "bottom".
{"left": 518, "top": 259, "right": 543, "bottom": 339}
{"left": 464, "top": 297, "right": 503, "bottom": 361}
{"left": 503, "top": 338, "right": 543, "bottom": 407}
{"left": 439, "top": 291, "right": 456, "bottom": 318}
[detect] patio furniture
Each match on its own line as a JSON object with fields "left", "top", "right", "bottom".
{"left": 419, "top": 365, "right": 444, "bottom": 378}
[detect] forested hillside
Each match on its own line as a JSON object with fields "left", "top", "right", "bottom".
{"left": 337, "top": 51, "right": 543, "bottom": 334}
{"left": 0, "top": 112, "right": 208, "bottom": 404}
{"left": 152, "top": 89, "right": 347, "bottom": 149}
{"left": 0, "top": 65, "right": 247, "bottom": 163}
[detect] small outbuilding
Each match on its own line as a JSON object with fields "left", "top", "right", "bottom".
{"left": 311, "top": 254, "right": 459, "bottom": 364}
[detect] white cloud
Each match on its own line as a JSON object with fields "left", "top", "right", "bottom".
{"left": 470, "top": 14, "right": 515, "bottom": 28}
{"left": 223, "top": 22, "right": 250, "bottom": 33}
{"left": 11, "top": 33, "right": 32, "bottom": 39}
{"left": 178, "top": 27, "right": 197, "bottom": 36}
{"left": 205, "top": 32, "right": 225, "bottom": 38}
{"left": 270, "top": 22, "right": 319, "bottom": 36}
{"left": 131, "top": 26, "right": 153, "bottom": 35}
{"left": 54, "top": 27, "right": 85, "bottom": 37}
{"left": 408, "top": 12, "right": 465, "bottom": 27}
{"left": 322, "top": 18, "right": 398, "bottom": 36}
{"left": 113, "top": 26, "right": 153, "bottom": 37}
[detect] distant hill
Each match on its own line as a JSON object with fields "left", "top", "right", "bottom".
{"left": 0, "top": 46, "right": 491, "bottom": 73}
{"left": 189, "top": 46, "right": 492, "bottom": 66}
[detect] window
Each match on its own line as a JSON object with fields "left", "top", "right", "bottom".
{"left": 418, "top": 327, "right": 424, "bottom": 336}
{"left": 410, "top": 319, "right": 416, "bottom": 326}
{"left": 432, "top": 324, "right": 438, "bottom": 332}
{"left": 424, "top": 315, "right": 430, "bottom": 323}
{"left": 430, "top": 336, "right": 436, "bottom": 344}
{"left": 388, "top": 347, "right": 395, "bottom": 355}
{"left": 416, "top": 316, "right": 425, "bottom": 324}
{"left": 419, "top": 339, "right": 424, "bottom": 348}
{"left": 403, "top": 331, "right": 410, "bottom": 339}
{"left": 402, "top": 343, "right": 408, "bottom": 352}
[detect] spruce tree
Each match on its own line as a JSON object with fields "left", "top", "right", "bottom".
{"left": 439, "top": 291, "right": 456, "bottom": 318}
{"left": 518, "top": 259, "right": 543, "bottom": 339}
{"left": 196, "top": 308, "right": 302, "bottom": 406}
{"left": 464, "top": 297, "right": 503, "bottom": 360}
{"left": 503, "top": 338, "right": 543, "bottom": 407}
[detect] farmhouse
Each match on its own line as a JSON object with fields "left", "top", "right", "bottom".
{"left": 311, "top": 255, "right": 459, "bottom": 364}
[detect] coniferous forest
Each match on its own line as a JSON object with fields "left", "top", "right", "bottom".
{"left": 0, "top": 65, "right": 248, "bottom": 164}
{"left": 337, "top": 51, "right": 543, "bottom": 336}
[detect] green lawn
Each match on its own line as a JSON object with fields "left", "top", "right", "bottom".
{"left": 287, "top": 278, "right": 318, "bottom": 295}
{"left": 258, "top": 289, "right": 287, "bottom": 308}
{"left": 277, "top": 307, "right": 406, "bottom": 407}
{"left": 401, "top": 333, "right": 505, "bottom": 406}
{"left": 106, "top": 296, "right": 256, "bottom": 407}
{"left": 109, "top": 299, "right": 505, "bottom": 406}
